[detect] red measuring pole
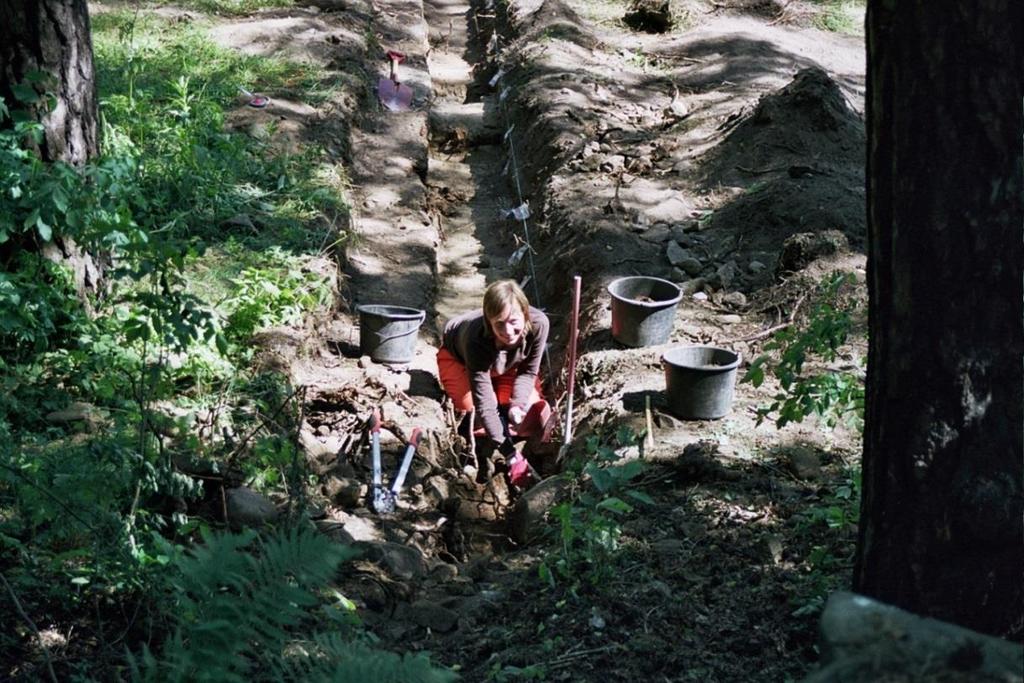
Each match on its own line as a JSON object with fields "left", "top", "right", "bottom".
{"left": 559, "top": 276, "right": 582, "bottom": 461}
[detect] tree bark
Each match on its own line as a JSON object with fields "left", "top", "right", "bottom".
{"left": 0, "top": 0, "right": 103, "bottom": 297}
{"left": 855, "top": 0, "right": 1024, "bottom": 639}
{"left": 0, "top": 0, "right": 99, "bottom": 165}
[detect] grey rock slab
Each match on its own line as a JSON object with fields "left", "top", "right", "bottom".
{"left": 508, "top": 476, "right": 571, "bottom": 545}
{"left": 362, "top": 541, "right": 427, "bottom": 580}
{"left": 718, "top": 314, "right": 743, "bottom": 324}
{"left": 226, "top": 487, "right": 278, "bottom": 528}
{"left": 805, "top": 591, "right": 1024, "bottom": 683}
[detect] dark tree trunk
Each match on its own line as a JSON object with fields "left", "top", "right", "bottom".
{"left": 0, "top": 0, "right": 103, "bottom": 296}
{"left": 855, "top": 0, "right": 1024, "bottom": 639}
{"left": 0, "top": 0, "right": 99, "bottom": 165}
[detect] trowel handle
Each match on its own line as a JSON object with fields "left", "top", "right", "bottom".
{"left": 370, "top": 408, "right": 382, "bottom": 490}
{"left": 390, "top": 428, "right": 422, "bottom": 495}
{"left": 386, "top": 50, "right": 405, "bottom": 83}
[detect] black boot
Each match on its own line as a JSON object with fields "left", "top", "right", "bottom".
{"left": 475, "top": 449, "right": 492, "bottom": 484}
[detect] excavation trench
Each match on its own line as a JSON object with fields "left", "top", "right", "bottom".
{"left": 309, "top": 0, "right": 548, "bottom": 567}
{"left": 426, "top": 0, "right": 517, "bottom": 333}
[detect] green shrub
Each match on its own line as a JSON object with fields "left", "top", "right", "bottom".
{"left": 743, "top": 272, "right": 865, "bottom": 430}
{"left": 539, "top": 427, "right": 653, "bottom": 591}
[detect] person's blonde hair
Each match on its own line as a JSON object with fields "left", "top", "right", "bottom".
{"left": 483, "top": 280, "right": 532, "bottom": 335}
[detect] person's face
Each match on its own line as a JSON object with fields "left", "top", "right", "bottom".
{"left": 489, "top": 303, "right": 526, "bottom": 348}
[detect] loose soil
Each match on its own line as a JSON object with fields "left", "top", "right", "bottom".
{"left": 116, "top": 0, "right": 871, "bottom": 680}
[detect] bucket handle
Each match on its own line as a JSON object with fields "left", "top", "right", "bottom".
{"left": 369, "top": 310, "right": 426, "bottom": 344}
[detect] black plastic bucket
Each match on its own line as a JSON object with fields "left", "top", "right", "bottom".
{"left": 357, "top": 304, "right": 426, "bottom": 364}
{"left": 608, "top": 276, "right": 683, "bottom": 347}
{"left": 662, "top": 345, "right": 741, "bottom": 419}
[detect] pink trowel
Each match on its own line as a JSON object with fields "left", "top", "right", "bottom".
{"left": 377, "top": 50, "right": 414, "bottom": 112}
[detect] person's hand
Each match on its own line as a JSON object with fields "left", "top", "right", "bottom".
{"left": 508, "top": 405, "right": 526, "bottom": 426}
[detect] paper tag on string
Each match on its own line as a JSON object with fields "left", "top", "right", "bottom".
{"left": 489, "top": 67, "right": 506, "bottom": 87}
{"left": 503, "top": 203, "right": 530, "bottom": 221}
{"left": 501, "top": 158, "right": 511, "bottom": 176}
{"left": 499, "top": 86, "right": 511, "bottom": 102}
{"left": 507, "top": 245, "right": 529, "bottom": 266}
{"left": 503, "top": 124, "right": 515, "bottom": 142}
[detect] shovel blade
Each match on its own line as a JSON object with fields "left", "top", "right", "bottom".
{"left": 378, "top": 77, "right": 413, "bottom": 111}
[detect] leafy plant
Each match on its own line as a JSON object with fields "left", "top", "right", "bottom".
{"left": 221, "top": 248, "right": 334, "bottom": 343}
{"left": 743, "top": 272, "right": 864, "bottom": 430}
{"left": 789, "top": 467, "right": 860, "bottom": 617}
{"left": 131, "top": 525, "right": 456, "bottom": 682}
{"left": 539, "top": 427, "right": 653, "bottom": 591}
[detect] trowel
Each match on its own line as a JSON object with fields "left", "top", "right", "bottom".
{"left": 377, "top": 50, "right": 414, "bottom": 112}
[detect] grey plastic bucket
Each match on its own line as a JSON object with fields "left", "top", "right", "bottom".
{"left": 662, "top": 345, "right": 741, "bottom": 419}
{"left": 608, "top": 276, "right": 683, "bottom": 347}
{"left": 357, "top": 304, "right": 426, "bottom": 364}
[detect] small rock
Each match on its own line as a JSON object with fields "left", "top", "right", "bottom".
{"left": 748, "top": 260, "right": 767, "bottom": 274}
{"left": 718, "top": 314, "right": 743, "bottom": 325}
{"left": 358, "top": 355, "right": 372, "bottom": 368}
{"left": 716, "top": 261, "right": 738, "bottom": 288}
{"left": 430, "top": 562, "right": 459, "bottom": 581}
{"left": 786, "top": 446, "right": 822, "bottom": 480}
{"left": 222, "top": 213, "right": 255, "bottom": 231}
{"left": 323, "top": 476, "right": 365, "bottom": 508}
{"left": 226, "top": 487, "right": 278, "bottom": 528}
{"left": 45, "top": 402, "right": 104, "bottom": 430}
{"left": 692, "top": 291, "right": 708, "bottom": 301}
{"left": 722, "top": 291, "right": 748, "bottom": 307}
{"left": 639, "top": 224, "right": 672, "bottom": 243}
{"left": 317, "top": 424, "right": 331, "bottom": 436}
{"left": 363, "top": 541, "right": 427, "bottom": 579}
{"left": 665, "top": 240, "right": 689, "bottom": 266}
{"left": 670, "top": 267, "right": 689, "bottom": 283}
{"left": 589, "top": 610, "right": 607, "bottom": 630}
{"left": 679, "top": 256, "right": 703, "bottom": 276}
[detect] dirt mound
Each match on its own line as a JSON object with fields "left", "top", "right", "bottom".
{"left": 705, "top": 66, "right": 864, "bottom": 182}
{"left": 690, "top": 67, "right": 865, "bottom": 288}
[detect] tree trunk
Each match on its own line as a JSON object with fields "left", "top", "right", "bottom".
{"left": 855, "top": 0, "right": 1024, "bottom": 640}
{"left": 0, "top": 0, "right": 99, "bottom": 165}
{"left": 0, "top": 0, "right": 103, "bottom": 296}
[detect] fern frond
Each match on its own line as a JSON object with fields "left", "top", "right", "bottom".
{"left": 133, "top": 525, "right": 454, "bottom": 683}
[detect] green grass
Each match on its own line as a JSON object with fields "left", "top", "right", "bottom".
{"left": 92, "top": 10, "right": 349, "bottom": 250}
{"left": 125, "top": 0, "right": 295, "bottom": 16}
{"left": 811, "top": 0, "right": 865, "bottom": 36}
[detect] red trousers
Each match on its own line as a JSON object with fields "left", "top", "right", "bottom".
{"left": 436, "top": 348, "right": 549, "bottom": 437}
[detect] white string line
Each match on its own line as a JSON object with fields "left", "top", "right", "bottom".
{"left": 488, "top": 34, "right": 558, "bottom": 389}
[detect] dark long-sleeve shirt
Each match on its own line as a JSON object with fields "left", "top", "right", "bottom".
{"left": 442, "top": 306, "right": 549, "bottom": 444}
